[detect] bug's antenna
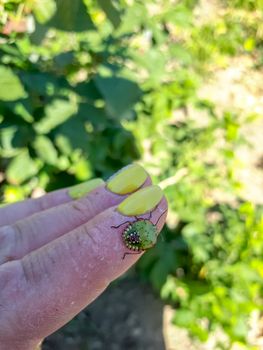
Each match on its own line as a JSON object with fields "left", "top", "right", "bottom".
{"left": 135, "top": 211, "right": 153, "bottom": 221}
{"left": 111, "top": 220, "right": 132, "bottom": 229}
{"left": 155, "top": 209, "right": 168, "bottom": 227}
{"left": 147, "top": 210, "right": 153, "bottom": 221}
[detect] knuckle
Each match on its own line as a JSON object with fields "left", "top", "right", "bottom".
{"left": 34, "top": 195, "right": 53, "bottom": 212}
{"left": 0, "top": 264, "right": 14, "bottom": 292}
{"left": 80, "top": 224, "right": 98, "bottom": 245}
{"left": 20, "top": 250, "right": 50, "bottom": 286}
{"left": 20, "top": 256, "right": 39, "bottom": 285}
{"left": 70, "top": 197, "right": 94, "bottom": 222}
{"left": 0, "top": 225, "right": 17, "bottom": 264}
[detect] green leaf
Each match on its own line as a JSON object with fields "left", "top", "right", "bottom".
{"left": 97, "top": 0, "right": 121, "bottom": 28}
{"left": 244, "top": 38, "right": 255, "bottom": 52}
{"left": 78, "top": 103, "right": 107, "bottom": 126}
{"left": 54, "top": 52, "right": 75, "bottom": 70}
{"left": 232, "top": 317, "right": 249, "bottom": 340}
{"left": 48, "top": 0, "right": 95, "bottom": 32}
{"left": 29, "top": 22, "right": 49, "bottom": 45}
{"left": 56, "top": 118, "right": 89, "bottom": 152}
{"left": 95, "top": 77, "right": 141, "bottom": 119}
{"left": 55, "top": 134, "right": 72, "bottom": 155}
{"left": 20, "top": 72, "right": 68, "bottom": 95}
{"left": 32, "top": 0, "right": 57, "bottom": 24}
{"left": 189, "top": 323, "right": 209, "bottom": 342}
{"left": 150, "top": 261, "right": 169, "bottom": 291}
{"left": 34, "top": 99, "right": 77, "bottom": 134}
{"left": 33, "top": 135, "right": 58, "bottom": 165}
{"left": 0, "top": 66, "right": 27, "bottom": 101}
{"left": 13, "top": 102, "right": 34, "bottom": 123}
{"left": 75, "top": 80, "right": 102, "bottom": 101}
{"left": 173, "top": 309, "right": 195, "bottom": 328}
{"left": 6, "top": 151, "right": 39, "bottom": 185}
{"left": 70, "top": 157, "right": 92, "bottom": 180}
{"left": 164, "top": 4, "right": 192, "bottom": 27}
{"left": 3, "top": 185, "right": 26, "bottom": 203}
{"left": 0, "top": 126, "right": 18, "bottom": 157}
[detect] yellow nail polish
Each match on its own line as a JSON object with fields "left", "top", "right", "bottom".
{"left": 118, "top": 185, "right": 163, "bottom": 216}
{"left": 107, "top": 164, "right": 148, "bottom": 195}
{"left": 68, "top": 178, "right": 104, "bottom": 199}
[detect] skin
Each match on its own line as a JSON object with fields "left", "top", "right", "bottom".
{"left": 0, "top": 175, "right": 168, "bottom": 350}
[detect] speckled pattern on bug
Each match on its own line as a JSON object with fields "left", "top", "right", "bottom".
{"left": 122, "top": 220, "right": 158, "bottom": 252}
{"left": 111, "top": 210, "right": 167, "bottom": 259}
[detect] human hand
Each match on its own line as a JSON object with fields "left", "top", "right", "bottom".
{"left": 0, "top": 164, "right": 167, "bottom": 350}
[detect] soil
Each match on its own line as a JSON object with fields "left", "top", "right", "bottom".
{"left": 43, "top": 276, "right": 167, "bottom": 350}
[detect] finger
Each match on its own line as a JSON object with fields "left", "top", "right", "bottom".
{"left": 0, "top": 165, "right": 151, "bottom": 264}
{"left": 0, "top": 163, "right": 148, "bottom": 227}
{"left": 0, "top": 179, "right": 103, "bottom": 227}
{"left": 0, "top": 186, "right": 167, "bottom": 347}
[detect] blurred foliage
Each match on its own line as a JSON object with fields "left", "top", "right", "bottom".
{"left": 0, "top": 0, "right": 263, "bottom": 348}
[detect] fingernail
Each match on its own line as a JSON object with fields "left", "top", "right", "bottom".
{"left": 107, "top": 164, "right": 148, "bottom": 195}
{"left": 68, "top": 178, "right": 104, "bottom": 199}
{"left": 118, "top": 185, "right": 163, "bottom": 216}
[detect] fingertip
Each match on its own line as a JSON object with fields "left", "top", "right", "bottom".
{"left": 68, "top": 178, "right": 105, "bottom": 199}
{"left": 106, "top": 163, "right": 149, "bottom": 195}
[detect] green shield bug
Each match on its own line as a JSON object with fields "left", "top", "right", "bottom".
{"left": 111, "top": 209, "right": 167, "bottom": 259}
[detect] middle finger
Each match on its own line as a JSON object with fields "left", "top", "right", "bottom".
{"left": 0, "top": 164, "right": 151, "bottom": 265}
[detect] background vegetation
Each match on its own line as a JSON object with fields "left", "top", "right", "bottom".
{"left": 0, "top": 0, "right": 262, "bottom": 348}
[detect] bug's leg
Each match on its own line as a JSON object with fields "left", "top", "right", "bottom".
{"left": 135, "top": 211, "right": 153, "bottom": 221}
{"left": 155, "top": 209, "right": 168, "bottom": 227}
{"left": 111, "top": 220, "right": 132, "bottom": 229}
{"left": 122, "top": 251, "right": 143, "bottom": 260}
{"left": 146, "top": 204, "right": 160, "bottom": 221}
{"left": 147, "top": 210, "right": 154, "bottom": 221}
